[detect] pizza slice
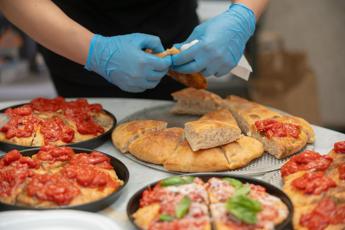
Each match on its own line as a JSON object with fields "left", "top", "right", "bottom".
{"left": 171, "top": 88, "right": 226, "bottom": 115}
{"left": 128, "top": 127, "right": 184, "bottom": 164}
{"left": 163, "top": 140, "right": 230, "bottom": 172}
{"left": 133, "top": 176, "right": 211, "bottom": 230}
{"left": 206, "top": 177, "right": 289, "bottom": 230}
{"left": 184, "top": 109, "right": 241, "bottom": 151}
{"left": 112, "top": 120, "right": 168, "bottom": 153}
{"left": 225, "top": 95, "right": 314, "bottom": 159}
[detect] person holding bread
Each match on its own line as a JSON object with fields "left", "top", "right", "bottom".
{"left": 0, "top": 0, "right": 268, "bottom": 99}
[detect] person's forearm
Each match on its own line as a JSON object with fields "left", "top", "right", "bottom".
{"left": 0, "top": 0, "right": 93, "bottom": 65}
{"left": 233, "top": 0, "right": 269, "bottom": 20}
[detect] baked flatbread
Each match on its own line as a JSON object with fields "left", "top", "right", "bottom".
{"left": 128, "top": 127, "right": 184, "bottom": 164}
{"left": 163, "top": 140, "right": 230, "bottom": 172}
{"left": 112, "top": 120, "right": 167, "bottom": 153}
{"left": 221, "top": 136, "right": 264, "bottom": 170}
{"left": 155, "top": 47, "right": 207, "bottom": 89}
{"left": 184, "top": 109, "right": 241, "bottom": 151}
{"left": 171, "top": 88, "right": 226, "bottom": 115}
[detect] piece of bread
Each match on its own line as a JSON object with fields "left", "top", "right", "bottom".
{"left": 155, "top": 47, "right": 207, "bottom": 89}
{"left": 225, "top": 95, "right": 282, "bottom": 135}
{"left": 163, "top": 140, "right": 230, "bottom": 172}
{"left": 112, "top": 120, "right": 167, "bottom": 153}
{"left": 225, "top": 95, "right": 313, "bottom": 159}
{"left": 221, "top": 135, "right": 264, "bottom": 170}
{"left": 251, "top": 116, "right": 309, "bottom": 159}
{"left": 132, "top": 203, "right": 161, "bottom": 230}
{"left": 128, "top": 127, "right": 184, "bottom": 164}
{"left": 184, "top": 109, "right": 241, "bottom": 151}
{"left": 171, "top": 88, "right": 226, "bottom": 115}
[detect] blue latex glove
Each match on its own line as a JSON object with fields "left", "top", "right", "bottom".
{"left": 85, "top": 33, "right": 171, "bottom": 92}
{"left": 172, "top": 3, "right": 255, "bottom": 77}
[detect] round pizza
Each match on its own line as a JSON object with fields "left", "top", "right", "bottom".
{"left": 0, "top": 97, "right": 114, "bottom": 147}
{"left": 0, "top": 146, "right": 123, "bottom": 208}
{"left": 132, "top": 176, "right": 289, "bottom": 230}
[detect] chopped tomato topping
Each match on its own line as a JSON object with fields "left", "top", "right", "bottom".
{"left": 1, "top": 115, "right": 40, "bottom": 139}
{"left": 5, "top": 105, "right": 33, "bottom": 117}
{"left": 280, "top": 150, "right": 333, "bottom": 177}
{"left": 31, "top": 97, "right": 65, "bottom": 112}
{"left": 300, "top": 198, "right": 343, "bottom": 230}
{"left": 40, "top": 117, "right": 75, "bottom": 144}
{"left": 338, "top": 164, "right": 345, "bottom": 180}
{"left": 292, "top": 172, "right": 336, "bottom": 195}
{"left": 255, "top": 119, "right": 301, "bottom": 139}
{"left": 26, "top": 173, "right": 80, "bottom": 205}
{"left": 70, "top": 151, "right": 112, "bottom": 169}
{"left": 2, "top": 150, "right": 21, "bottom": 166}
{"left": 334, "top": 141, "right": 345, "bottom": 153}
{"left": 35, "top": 145, "right": 75, "bottom": 162}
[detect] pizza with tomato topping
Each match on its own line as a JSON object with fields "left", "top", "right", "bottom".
{"left": 225, "top": 95, "right": 315, "bottom": 159}
{"left": 0, "top": 146, "right": 123, "bottom": 208}
{"left": 132, "top": 176, "right": 289, "bottom": 230}
{"left": 281, "top": 141, "right": 345, "bottom": 230}
{"left": 0, "top": 97, "right": 114, "bottom": 147}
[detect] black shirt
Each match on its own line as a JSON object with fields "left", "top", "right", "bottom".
{"left": 39, "top": 0, "right": 199, "bottom": 99}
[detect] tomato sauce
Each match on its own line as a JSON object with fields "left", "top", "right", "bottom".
{"left": 334, "top": 141, "right": 345, "bottom": 154}
{"left": 255, "top": 119, "right": 301, "bottom": 139}
{"left": 292, "top": 172, "right": 336, "bottom": 195}
{"left": 280, "top": 150, "right": 333, "bottom": 177}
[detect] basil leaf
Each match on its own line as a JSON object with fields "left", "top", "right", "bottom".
{"left": 226, "top": 195, "right": 262, "bottom": 224}
{"left": 161, "top": 176, "right": 194, "bottom": 187}
{"left": 159, "top": 214, "right": 174, "bottom": 222}
{"left": 233, "top": 184, "right": 250, "bottom": 197}
{"left": 175, "top": 196, "right": 191, "bottom": 218}
{"left": 223, "top": 178, "right": 243, "bottom": 189}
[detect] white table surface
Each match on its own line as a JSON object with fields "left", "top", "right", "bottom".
{"left": 1, "top": 98, "right": 344, "bottom": 229}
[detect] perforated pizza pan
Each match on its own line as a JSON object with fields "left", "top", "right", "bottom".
{"left": 121, "top": 104, "right": 313, "bottom": 176}
{"left": 0, "top": 147, "right": 129, "bottom": 212}
{"left": 0, "top": 103, "right": 117, "bottom": 152}
{"left": 127, "top": 174, "right": 293, "bottom": 230}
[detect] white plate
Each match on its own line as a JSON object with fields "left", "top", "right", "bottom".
{"left": 0, "top": 210, "right": 121, "bottom": 230}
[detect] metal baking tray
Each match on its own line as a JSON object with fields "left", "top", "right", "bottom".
{"left": 120, "top": 104, "right": 313, "bottom": 176}
{"left": 0, "top": 147, "right": 129, "bottom": 211}
{"left": 127, "top": 173, "right": 293, "bottom": 230}
{"left": 0, "top": 103, "right": 117, "bottom": 152}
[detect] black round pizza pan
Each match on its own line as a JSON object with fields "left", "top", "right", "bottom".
{"left": 0, "top": 147, "right": 129, "bottom": 212}
{"left": 127, "top": 173, "right": 293, "bottom": 230}
{"left": 0, "top": 103, "right": 117, "bottom": 152}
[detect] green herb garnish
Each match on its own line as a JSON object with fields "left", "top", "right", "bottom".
{"left": 159, "top": 214, "right": 175, "bottom": 222}
{"left": 175, "top": 196, "right": 191, "bottom": 218}
{"left": 222, "top": 178, "right": 243, "bottom": 189}
{"left": 226, "top": 195, "right": 262, "bottom": 224}
{"left": 161, "top": 176, "right": 195, "bottom": 187}
{"left": 233, "top": 184, "right": 250, "bottom": 197}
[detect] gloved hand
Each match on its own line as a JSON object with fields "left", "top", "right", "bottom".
{"left": 85, "top": 33, "right": 171, "bottom": 92}
{"left": 172, "top": 3, "right": 256, "bottom": 77}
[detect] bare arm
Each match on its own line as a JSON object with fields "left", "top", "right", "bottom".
{"left": 234, "top": 0, "right": 269, "bottom": 20}
{"left": 0, "top": 0, "right": 93, "bottom": 65}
